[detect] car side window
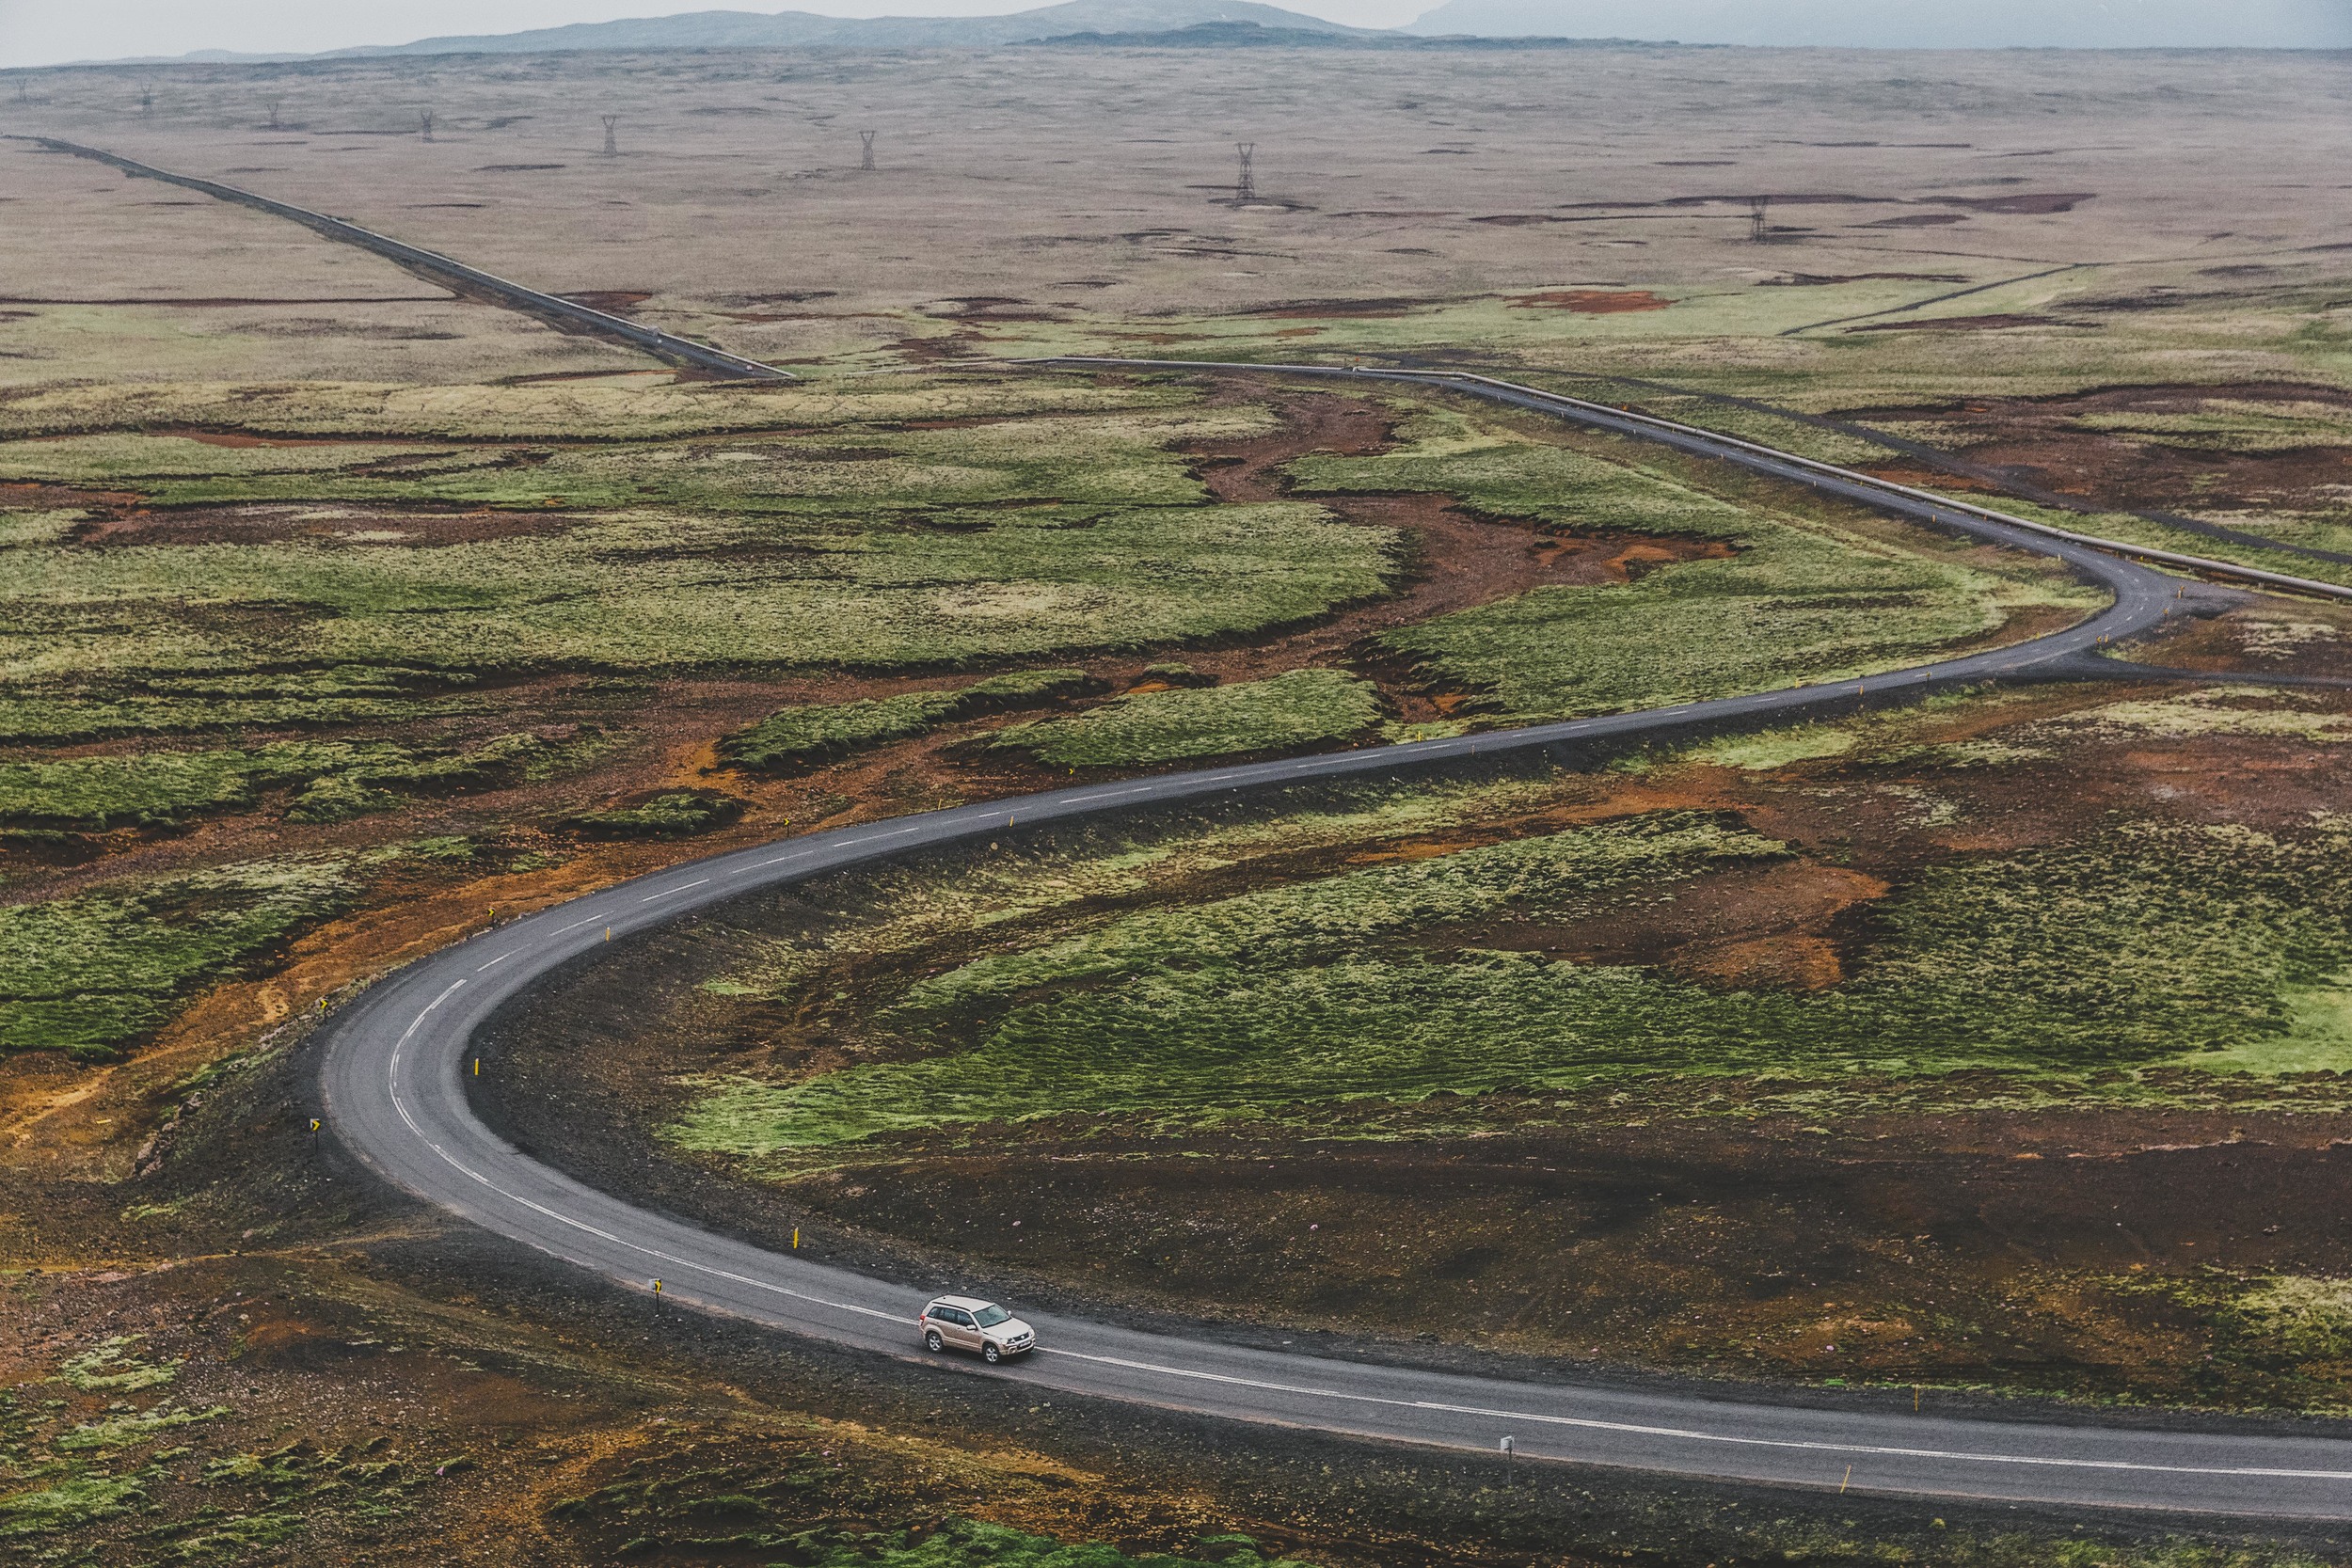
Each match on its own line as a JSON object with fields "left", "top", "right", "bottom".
{"left": 939, "top": 1308, "right": 972, "bottom": 1327}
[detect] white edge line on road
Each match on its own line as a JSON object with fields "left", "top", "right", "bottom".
{"left": 380, "top": 1038, "right": 2352, "bottom": 1488}
{"left": 441, "top": 1150, "right": 904, "bottom": 1324}
{"left": 385, "top": 992, "right": 907, "bottom": 1324}
{"left": 325, "top": 355, "right": 2352, "bottom": 1515}
{"left": 371, "top": 973, "right": 2352, "bottom": 1494}
{"left": 385, "top": 980, "right": 467, "bottom": 1146}
{"left": 1040, "top": 1349, "right": 2352, "bottom": 1481}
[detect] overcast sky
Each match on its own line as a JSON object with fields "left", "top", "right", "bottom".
{"left": 2, "top": 0, "right": 2345, "bottom": 67}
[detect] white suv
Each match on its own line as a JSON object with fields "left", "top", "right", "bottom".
{"left": 919, "top": 1295, "right": 1037, "bottom": 1363}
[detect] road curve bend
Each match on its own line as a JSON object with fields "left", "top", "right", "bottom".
{"left": 321, "top": 367, "right": 2352, "bottom": 1519}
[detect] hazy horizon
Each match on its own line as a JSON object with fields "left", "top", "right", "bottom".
{"left": 2, "top": 0, "right": 2345, "bottom": 68}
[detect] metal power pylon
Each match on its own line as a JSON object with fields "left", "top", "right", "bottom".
{"left": 1235, "top": 142, "right": 1256, "bottom": 202}
{"left": 602, "top": 116, "right": 620, "bottom": 156}
{"left": 860, "top": 130, "right": 876, "bottom": 170}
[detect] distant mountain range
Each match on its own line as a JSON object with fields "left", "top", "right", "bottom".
{"left": 328, "top": 0, "right": 1369, "bottom": 56}
{"left": 1405, "top": 0, "right": 2351, "bottom": 48}
{"left": 102, "top": 0, "right": 2352, "bottom": 64}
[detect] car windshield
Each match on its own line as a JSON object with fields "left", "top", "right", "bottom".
{"left": 972, "top": 1305, "right": 1012, "bottom": 1328}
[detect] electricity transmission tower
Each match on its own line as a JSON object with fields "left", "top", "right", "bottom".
{"left": 419, "top": 110, "right": 434, "bottom": 142}
{"left": 1234, "top": 142, "right": 1256, "bottom": 203}
{"left": 602, "top": 116, "right": 619, "bottom": 156}
{"left": 1749, "top": 196, "right": 1771, "bottom": 242}
{"left": 139, "top": 90, "right": 153, "bottom": 118}
{"left": 859, "top": 130, "right": 876, "bottom": 170}
{"left": 266, "top": 97, "right": 283, "bottom": 131}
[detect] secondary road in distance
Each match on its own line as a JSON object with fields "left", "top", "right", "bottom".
{"left": 321, "top": 362, "right": 2352, "bottom": 1520}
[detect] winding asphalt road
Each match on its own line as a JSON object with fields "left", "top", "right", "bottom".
{"left": 320, "top": 366, "right": 2352, "bottom": 1519}
{"left": 22, "top": 137, "right": 794, "bottom": 381}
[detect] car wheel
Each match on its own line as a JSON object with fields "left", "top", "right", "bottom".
{"left": 925, "top": 1329, "right": 945, "bottom": 1353}
{"left": 983, "top": 1341, "right": 1003, "bottom": 1365}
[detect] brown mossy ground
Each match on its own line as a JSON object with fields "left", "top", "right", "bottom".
{"left": 468, "top": 660, "right": 2352, "bottom": 1419}
{"left": 6, "top": 387, "right": 2349, "bottom": 1564}
{"left": 8, "top": 1043, "right": 2343, "bottom": 1568}
{"left": 1854, "top": 384, "right": 2352, "bottom": 531}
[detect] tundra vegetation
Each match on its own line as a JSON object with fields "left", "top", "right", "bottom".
{"left": 0, "top": 370, "right": 2095, "bottom": 1072}
{"left": 989, "top": 670, "right": 1385, "bottom": 767}
{"left": 6, "top": 41, "right": 2352, "bottom": 1563}
{"left": 671, "top": 765, "right": 2352, "bottom": 1160}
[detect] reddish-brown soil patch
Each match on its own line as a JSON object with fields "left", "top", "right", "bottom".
{"left": 680, "top": 388, "right": 1732, "bottom": 810}
{"left": 1428, "top": 861, "right": 1888, "bottom": 990}
{"left": 1135, "top": 393, "right": 1729, "bottom": 720}
{"left": 1856, "top": 381, "right": 2352, "bottom": 524}
{"left": 0, "top": 479, "right": 141, "bottom": 510}
{"left": 469, "top": 698, "right": 2352, "bottom": 1413}
{"left": 1504, "top": 289, "right": 1673, "bottom": 313}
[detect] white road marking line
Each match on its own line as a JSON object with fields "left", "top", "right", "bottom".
{"left": 474, "top": 952, "right": 516, "bottom": 972}
{"left": 431, "top": 1149, "right": 903, "bottom": 1323}
{"left": 384, "top": 984, "right": 903, "bottom": 1322}
{"left": 339, "top": 358, "right": 2291, "bottom": 1512}
{"left": 1040, "top": 1349, "right": 2352, "bottom": 1481}
{"left": 369, "top": 961, "right": 2352, "bottom": 1491}
{"left": 385, "top": 980, "right": 468, "bottom": 1145}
